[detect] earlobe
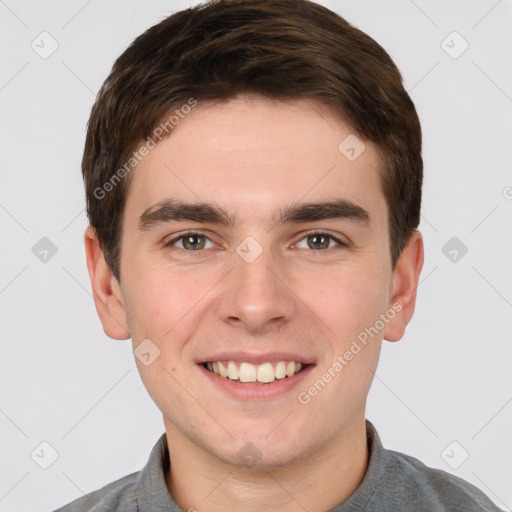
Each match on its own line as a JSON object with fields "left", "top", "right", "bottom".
{"left": 84, "top": 226, "right": 131, "bottom": 340}
{"left": 383, "top": 230, "right": 424, "bottom": 342}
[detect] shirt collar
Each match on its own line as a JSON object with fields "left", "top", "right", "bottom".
{"left": 136, "top": 432, "right": 180, "bottom": 511}
{"left": 331, "top": 419, "right": 389, "bottom": 511}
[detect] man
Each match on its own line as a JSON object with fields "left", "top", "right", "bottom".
{"left": 55, "top": 0, "right": 502, "bottom": 510}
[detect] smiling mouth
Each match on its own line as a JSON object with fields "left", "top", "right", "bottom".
{"left": 202, "top": 360, "right": 307, "bottom": 384}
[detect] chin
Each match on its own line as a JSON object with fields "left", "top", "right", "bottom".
{"left": 210, "top": 437, "right": 307, "bottom": 471}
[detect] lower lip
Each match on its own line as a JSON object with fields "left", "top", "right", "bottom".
{"left": 199, "top": 364, "right": 314, "bottom": 399}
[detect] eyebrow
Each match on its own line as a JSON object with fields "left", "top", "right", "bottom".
{"left": 137, "top": 198, "right": 371, "bottom": 231}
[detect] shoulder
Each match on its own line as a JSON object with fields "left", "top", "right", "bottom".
{"left": 384, "top": 448, "right": 502, "bottom": 512}
{"left": 52, "top": 471, "right": 140, "bottom": 512}
{"left": 52, "top": 433, "right": 175, "bottom": 511}
{"left": 353, "top": 421, "right": 504, "bottom": 512}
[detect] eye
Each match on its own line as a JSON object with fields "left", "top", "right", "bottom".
{"left": 163, "top": 231, "right": 347, "bottom": 253}
{"left": 295, "top": 232, "right": 347, "bottom": 250}
{"left": 164, "top": 232, "right": 216, "bottom": 251}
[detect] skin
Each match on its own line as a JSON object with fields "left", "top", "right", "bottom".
{"left": 85, "top": 94, "right": 424, "bottom": 512}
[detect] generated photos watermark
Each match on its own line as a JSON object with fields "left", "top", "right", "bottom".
{"left": 297, "top": 302, "right": 402, "bottom": 405}
{"left": 93, "top": 97, "right": 198, "bottom": 200}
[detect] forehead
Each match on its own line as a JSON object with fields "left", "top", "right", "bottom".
{"left": 124, "top": 95, "right": 385, "bottom": 225}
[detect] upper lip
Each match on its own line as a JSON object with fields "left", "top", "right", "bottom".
{"left": 196, "top": 352, "right": 315, "bottom": 365}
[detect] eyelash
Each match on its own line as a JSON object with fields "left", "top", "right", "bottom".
{"left": 163, "top": 230, "right": 348, "bottom": 256}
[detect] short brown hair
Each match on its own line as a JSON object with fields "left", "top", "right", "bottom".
{"left": 83, "top": 0, "right": 422, "bottom": 281}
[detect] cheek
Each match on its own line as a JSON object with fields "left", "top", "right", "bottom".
{"left": 297, "top": 266, "right": 390, "bottom": 342}
{"left": 125, "top": 266, "right": 203, "bottom": 407}
{"left": 125, "top": 259, "right": 211, "bottom": 338}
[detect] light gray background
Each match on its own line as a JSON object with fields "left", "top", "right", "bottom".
{"left": 1, "top": 0, "right": 511, "bottom": 510}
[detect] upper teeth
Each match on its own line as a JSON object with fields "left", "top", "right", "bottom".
{"left": 205, "top": 361, "right": 303, "bottom": 383}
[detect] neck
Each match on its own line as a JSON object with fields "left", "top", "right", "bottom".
{"left": 164, "top": 416, "right": 369, "bottom": 512}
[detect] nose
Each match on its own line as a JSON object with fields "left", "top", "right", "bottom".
{"left": 215, "top": 243, "right": 296, "bottom": 334}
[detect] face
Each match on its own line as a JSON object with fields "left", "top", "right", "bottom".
{"left": 91, "top": 95, "right": 421, "bottom": 469}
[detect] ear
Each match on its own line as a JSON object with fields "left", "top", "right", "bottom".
{"left": 383, "top": 230, "right": 424, "bottom": 342}
{"left": 84, "top": 226, "right": 130, "bottom": 340}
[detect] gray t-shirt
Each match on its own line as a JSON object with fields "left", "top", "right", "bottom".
{"left": 53, "top": 421, "right": 502, "bottom": 511}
